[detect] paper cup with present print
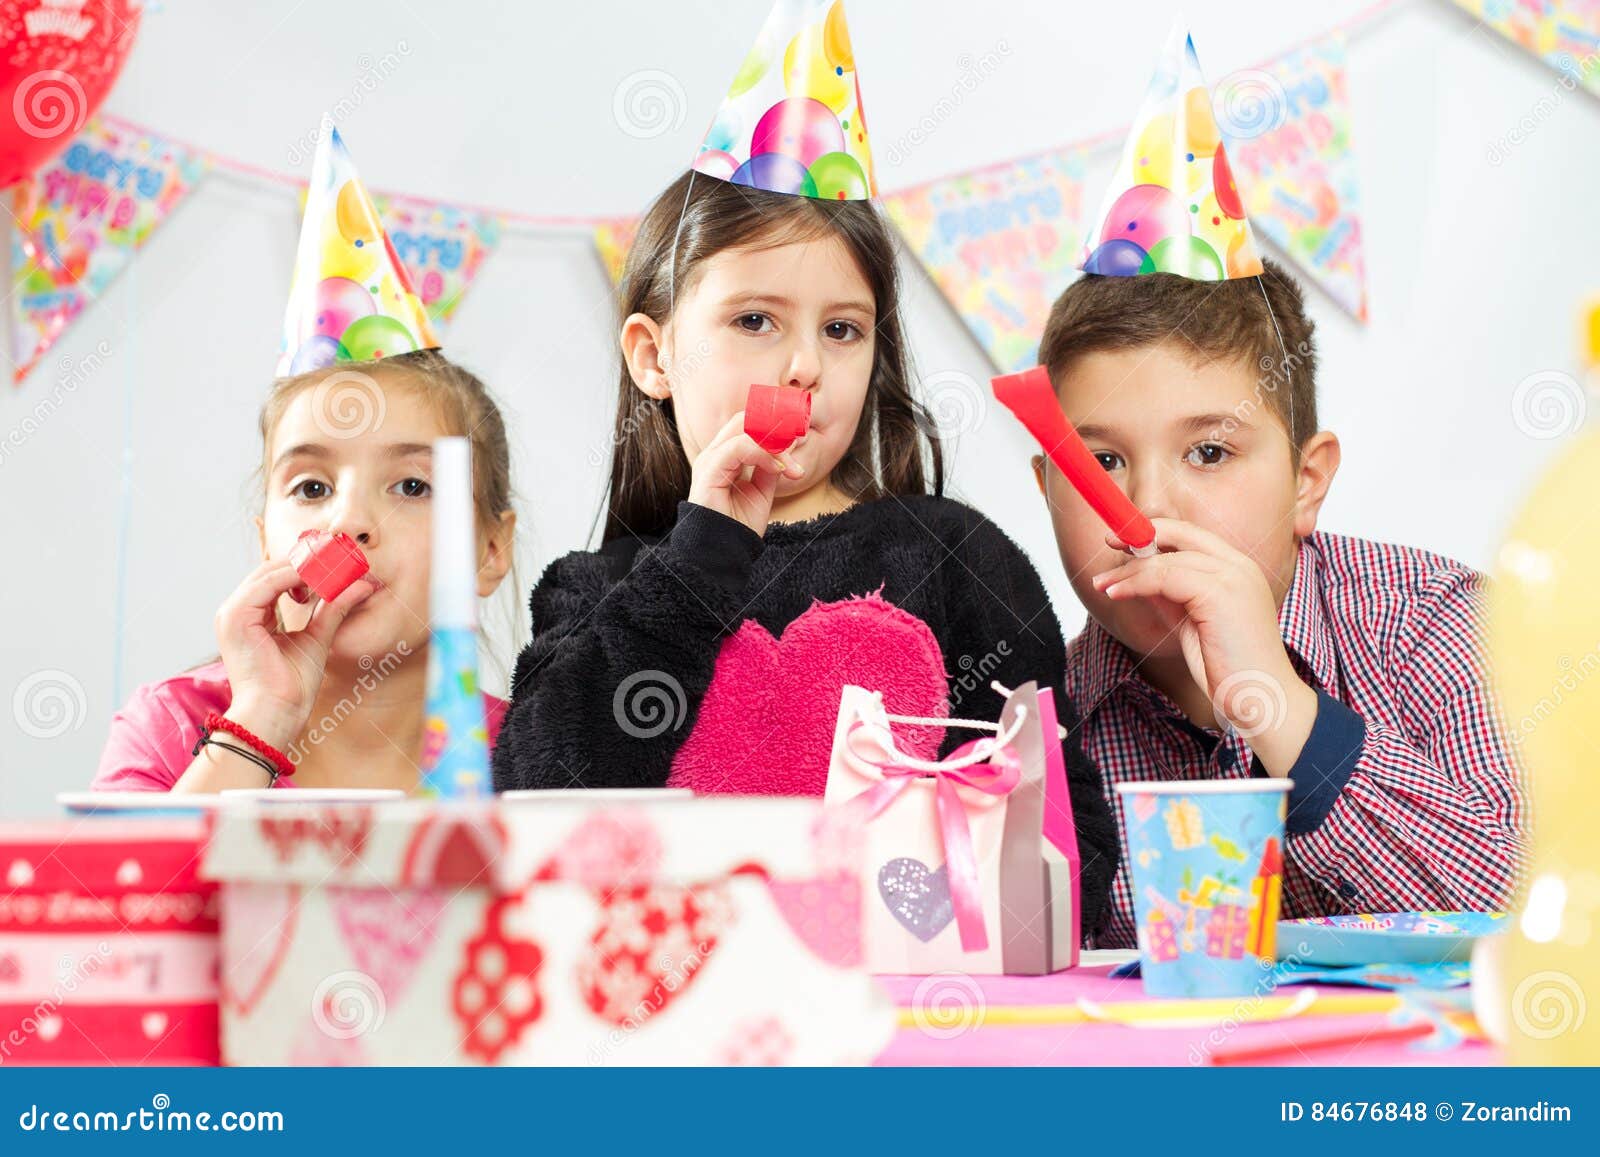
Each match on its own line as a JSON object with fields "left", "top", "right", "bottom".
{"left": 1115, "top": 779, "right": 1291, "bottom": 998}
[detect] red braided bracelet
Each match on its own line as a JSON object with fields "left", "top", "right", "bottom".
{"left": 203, "top": 711, "right": 295, "bottom": 783}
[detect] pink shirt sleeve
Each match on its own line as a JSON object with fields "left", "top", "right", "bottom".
{"left": 91, "top": 663, "right": 232, "bottom": 793}
{"left": 94, "top": 669, "right": 509, "bottom": 793}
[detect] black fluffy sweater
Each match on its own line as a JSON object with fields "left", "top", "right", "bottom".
{"left": 492, "top": 495, "right": 1119, "bottom": 936}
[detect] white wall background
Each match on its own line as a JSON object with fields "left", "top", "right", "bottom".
{"left": 2, "top": 0, "right": 1597, "bottom": 817}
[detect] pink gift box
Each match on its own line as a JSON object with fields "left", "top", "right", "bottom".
{"left": 0, "top": 819, "right": 219, "bottom": 1065}
{"left": 200, "top": 797, "right": 894, "bottom": 1065}
{"left": 823, "top": 681, "right": 1081, "bottom": 975}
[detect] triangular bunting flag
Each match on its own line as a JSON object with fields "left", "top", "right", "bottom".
{"left": 372, "top": 194, "right": 501, "bottom": 330}
{"left": 592, "top": 216, "right": 642, "bottom": 288}
{"left": 883, "top": 149, "right": 1089, "bottom": 372}
{"left": 1451, "top": 0, "right": 1600, "bottom": 96}
{"left": 1223, "top": 33, "right": 1370, "bottom": 321}
{"left": 9, "top": 120, "right": 208, "bottom": 385}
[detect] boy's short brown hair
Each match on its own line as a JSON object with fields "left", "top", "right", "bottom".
{"left": 1038, "top": 255, "right": 1319, "bottom": 450}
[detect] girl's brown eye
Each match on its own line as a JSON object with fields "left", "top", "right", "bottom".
{"left": 1094, "top": 452, "right": 1122, "bottom": 471}
{"left": 292, "top": 479, "right": 329, "bottom": 500}
{"left": 395, "top": 478, "right": 431, "bottom": 499}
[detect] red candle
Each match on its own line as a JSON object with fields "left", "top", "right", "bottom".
{"left": 991, "top": 367, "right": 1156, "bottom": 553}
{"left": 288, "top": 529, "right": 370, "bottom": 604}
{"left": 744, "top": 384, "right": 811, "bottom": 454}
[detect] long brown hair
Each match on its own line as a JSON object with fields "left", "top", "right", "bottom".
{"left": 603, "top": 172, "right": 944, "bottom": 542}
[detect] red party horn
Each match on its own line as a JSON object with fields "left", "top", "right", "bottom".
{"left": 288, "top": 529, "right": 370, "bottom": 604}
{"left": 744, "top": 384, "right": 811, "bottom": 454}
{"left": 991, "top": 367, "right": 1157, "bottom": 554}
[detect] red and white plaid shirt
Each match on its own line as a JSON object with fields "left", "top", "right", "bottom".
{"left": 1065, "top": 531, "right": 1529, "bottom": 950}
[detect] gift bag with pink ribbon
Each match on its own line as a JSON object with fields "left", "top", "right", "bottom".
{"left": 822, "top": 680, "right": 1081, "bottom": 975}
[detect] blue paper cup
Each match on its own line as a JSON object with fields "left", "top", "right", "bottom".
{"left": 1116, "top": 780, "right": 1291, "bottom": 998}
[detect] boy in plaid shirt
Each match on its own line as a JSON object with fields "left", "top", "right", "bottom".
{"left": 1030, "top": 257, "right": 1528, "bottom": 948}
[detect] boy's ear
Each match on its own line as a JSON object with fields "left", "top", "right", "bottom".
{"left": 476, "top": 508, "right": 518, "bottom": 598}
{"left": 1292, "top": 431, "right": 1341, "bottom": 538}
{"left": 1030, "top": 454, "right": 1047, "bottom": 497}
{"left": 620, "top": 312, "right": 672, "bottom": 401}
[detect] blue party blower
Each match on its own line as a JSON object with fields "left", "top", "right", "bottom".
{"left": 418, "top": 436, "right": 490, "bottom": 798}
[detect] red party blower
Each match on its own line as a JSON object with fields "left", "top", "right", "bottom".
{"left": 991, "top": 366, "right": 1157, "bottom": 555}
{"left": 744, "top": 384, "right": 812, "bottom": 454}
{"left": 288, "top": 529, "right": 370, "bottom": 604}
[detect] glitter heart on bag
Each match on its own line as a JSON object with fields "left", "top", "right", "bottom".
{"left": 877, "top": 857, "right": 954, "bottom": 943}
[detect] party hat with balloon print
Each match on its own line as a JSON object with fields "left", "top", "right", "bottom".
{"left": 278, "top": 118, "right": 439, "bottom": 376}
{"left": 692, "top": 0, "right": 876, "bottom": 200}
{"left": 1080, "top": 22, "right": 1264, "bottom": 281}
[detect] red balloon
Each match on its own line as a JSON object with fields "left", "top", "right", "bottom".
{"left": 1212, "top": 143, "right": 1246, "bottom": 221}
{"left": 0, "top": 0, "right": 142, "bottom": 188}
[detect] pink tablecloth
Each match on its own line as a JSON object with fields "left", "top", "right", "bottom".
{"left": 875, "top": 963, "right": 1498, "bottom": 1066}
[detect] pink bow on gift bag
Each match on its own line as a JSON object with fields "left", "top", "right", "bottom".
{"left": 838, "top": 702, "right": 1029, "bottom": 953}
{"left": 824, "top": 680, "right": 1082, "bottom": 976}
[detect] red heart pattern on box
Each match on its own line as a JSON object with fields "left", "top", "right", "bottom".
{"left": 577, "top": 882, "right": 733, "bottom": 1026}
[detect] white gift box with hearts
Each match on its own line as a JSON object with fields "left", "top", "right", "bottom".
{"left": 200, "top": 797, "right": 894, "bottom": 1066}
{"left": 0, "top": 819, "right": 219, "bottom": 1065}
{"left": 822, "top": 681, "right": 1082, "bottom": 975}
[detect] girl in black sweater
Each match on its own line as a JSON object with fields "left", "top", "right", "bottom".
{"left": 493, "top": 172, "right": 1119, "bottom": 934}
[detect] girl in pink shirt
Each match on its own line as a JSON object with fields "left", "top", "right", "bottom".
{"left": 94, "top": 350, "right": 518, "bottom": 793}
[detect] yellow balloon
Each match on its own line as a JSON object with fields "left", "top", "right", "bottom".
{"left": 1490, "top": 427, "right": 1600, "bottom": 1064}
{"left": 319, "top": 210, "right": 380, "bottom": 281}
{"left": 784, "top": 23, "right": 848, "bottom": 112}
{"left": 335, "top": 179, "right": 382, "bottom": 245}
{"left": 1183, "top": 86, "right": 1221, "bottom": 158}
{"left": 1132, "top": 113, "right": 1177, "bottom": 188}
{"left": 823, "top": 1, "right": 854, "bottom": 71}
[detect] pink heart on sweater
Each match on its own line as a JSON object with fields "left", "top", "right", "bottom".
{"left": 668, "top": 593, "right": 950, "bottom": 796}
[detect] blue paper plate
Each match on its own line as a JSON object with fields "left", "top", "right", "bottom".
{"left": 1277, "top": 911, "right": 1510, "bottom": 966}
